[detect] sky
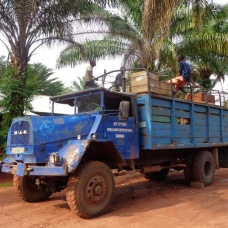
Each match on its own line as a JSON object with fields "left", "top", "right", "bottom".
{"left": 0, "top": 0, "right": 227, "bottom": 88}
{"left": 28, "top": 44, "right": 121, "bottom": 87}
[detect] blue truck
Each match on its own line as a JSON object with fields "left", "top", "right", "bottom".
{"left": 1, "top": 69, "right": 228, "bottom": 218}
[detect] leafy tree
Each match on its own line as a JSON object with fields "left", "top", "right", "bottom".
{"left": 0, "top": 58, "right": 65, "bottom": 96}
{"left": 0, "top": 0, "right": 110, "bottom": 121}
{"left": 0, "top": 56, "right": 7, "bottom": 76}
{"left": 66, "top": 76, "right": 101, "bottom": 92}
{"left": 68, "top": 77, "right": 87, "bottom": 92}
{"left": 169, "top": 3, "right": 228, "bottom": 89}
{"left": 57, "top": 1, "right": 227, "bottom": 92}
{"left": 0, "top": 64, "right": 35, "bottom": 135}
{"left": 0, "top": 59, "right": 65, "bottom": 135}
{"left": 28, "top": 63, "right": 65, "bottom": 96}
{"left": 57, "top": 0, "right": 212, "bottom": 70}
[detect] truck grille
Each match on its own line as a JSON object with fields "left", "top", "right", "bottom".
{"left": 11, "top": 121, "right": 30, "bottom": 145}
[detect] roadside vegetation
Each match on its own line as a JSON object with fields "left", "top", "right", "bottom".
{"left": 0, "top": 181, "right": 13, "bottom": 188}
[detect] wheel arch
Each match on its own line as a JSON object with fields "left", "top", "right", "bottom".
{"left": 80, "top": 140, "right": 126, "bottom": 169}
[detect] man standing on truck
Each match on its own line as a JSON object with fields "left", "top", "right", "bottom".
{"left": 84, "top": 59, "right": 98, "bottom": 88}
{"left": 167, "top": 55, "right": 191, "bottom": 94}
{"left": 114, "top": 66, "right": 125, "bottom": 92}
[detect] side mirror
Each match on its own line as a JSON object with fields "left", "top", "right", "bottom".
{"left": 119, "top": 101, "right": 130, "bottom": 120}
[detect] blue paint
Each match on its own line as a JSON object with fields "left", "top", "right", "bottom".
{"left": 16, "top": 163, "right": 25, "bottom": 176}
{"left": 2, "top": 87, "right": 228, "bottom": 176}
{"left": 28, "top": 166, "right": 67, "bottom": 176}
{"left": 1, "top": 89, "right": 139, "bottom": 175}
{"left": 6, "top": 115, "right": 96, "bottom": 164}
{"left": 137, "top": 94, "right": 228, "bottom": 150}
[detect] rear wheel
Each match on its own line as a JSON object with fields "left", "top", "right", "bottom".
{"left": 192, "top": 151, "right": 215, "bottom": 186}
{"left": 66, "top": 161, "right": 114, "bottom": 219}
{"left": 143, "top": 168, "right": 169, "bottom": 181}
{"left": 13, "top": 175, "right": 52, "bottom": 202}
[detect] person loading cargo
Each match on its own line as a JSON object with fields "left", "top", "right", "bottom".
{"left": 167, "top": 55, "right": 191, "bottom": 94}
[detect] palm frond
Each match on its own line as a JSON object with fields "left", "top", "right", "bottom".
{"left": 179, "top": 32, "right": 228, "bottom": 57}
{"left": 57, "top": 38, "right": 127, "bottom": 67}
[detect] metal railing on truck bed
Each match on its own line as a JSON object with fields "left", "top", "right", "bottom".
{"left": 92, "top": 68, "right": 228, "bottom": 108}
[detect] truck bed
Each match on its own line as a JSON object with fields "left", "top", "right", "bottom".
{"left": 137, "top": 93, "right": 228, "bottom": 150}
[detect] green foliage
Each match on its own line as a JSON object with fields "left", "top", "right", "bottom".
{"left": 0, "top": 65, "right": 35, "bottom": 136}
{"left": 0, "top": 60, "right": 65, "bottom": 136}
{"left": 66, "top": 77, "right": 96, "bottom": 92}
{"left": 0, "top": 182, "right": 13, "bottom": 188}
{"left": 28, "top": 63, "right": 65, "bottom": 96}
{"left": 0, "top": 0, "right": 115, "bottom": 126}
{"left": 0, "top": 56, "right": 6, "bottom": 76}
{"left": 57, "top": 0, "right": 218, "bottom": 74}
{"left": 70, "top": 77, "right": 86, "bottom": 91}
{"left": 171, "top": 3, "right": 228, "bottom": 89}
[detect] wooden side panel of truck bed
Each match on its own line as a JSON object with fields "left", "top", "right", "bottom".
{"left": 137, "top": 94, "right": 228, "bottom": 150}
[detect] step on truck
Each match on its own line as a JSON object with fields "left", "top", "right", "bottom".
{"left": 1, "top": 69, "right": 228, "bottom": 219}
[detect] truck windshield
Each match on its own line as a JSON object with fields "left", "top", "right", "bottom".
{"left": 76, "top": 93, "right": 101, "bottom": 113}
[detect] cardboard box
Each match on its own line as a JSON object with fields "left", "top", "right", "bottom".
{"left": 177, "top": 118, "right": 190, "bottom": 125}
{"left": 159, "top": 81, "right": 172, "bottom": 96}
{"left": 130, "top": 71, "right": 160, "bottom": 94}
{"left": 185, "top": 93, "right": 215, "bottom": 104}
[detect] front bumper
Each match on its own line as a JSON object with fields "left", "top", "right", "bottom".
{"left": 1, "top": 163, "right": 68, "bottom": 176}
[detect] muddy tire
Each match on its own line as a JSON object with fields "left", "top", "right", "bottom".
{"left": 13, "top": 175, "right": 52, "bottom": 202}
{"left": 66, "top": 161, "right": 114, "bottom": 219}
{"left": 192, "top": 151, "right": 215, "bottom": 186}
{"left": 143, "top": 169, "right": 169, "bottom": 181}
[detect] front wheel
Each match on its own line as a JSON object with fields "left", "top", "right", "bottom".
{"left": 66, "top": 161, "right": 114, "bottom": 219}
{"left": 13, "top": 175, "right": 52, "bottom": 202}
{"left": 192, "top": 151, "right": 215, "bottom": 186}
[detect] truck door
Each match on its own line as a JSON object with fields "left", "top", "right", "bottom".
{"left": 103, "top": 115, "right": 139, "bottom": 160}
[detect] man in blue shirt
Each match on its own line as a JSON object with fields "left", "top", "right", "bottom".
{"left": 167, "top": 55, "right": 191, "bottom": 93}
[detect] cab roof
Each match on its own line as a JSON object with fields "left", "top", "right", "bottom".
{"left": 50, "top": 88, "right": 136, "bottom": 106}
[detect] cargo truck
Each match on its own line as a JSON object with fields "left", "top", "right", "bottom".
{"left": 1, "top": 69, "right": 228, "bottom": 218}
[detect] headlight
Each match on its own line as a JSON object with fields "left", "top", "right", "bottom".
{"left": 91, "top": 133, "right": 98, "bottom": 139}
{"left": 49, "top": 152, "right": 60, "bottom": 164}
{"left": 77, "top": 135, "right": 81, "bottom": 140}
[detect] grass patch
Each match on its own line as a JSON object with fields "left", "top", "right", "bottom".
{"left": 0, "top": 182, "right": 13, "bottom": 188}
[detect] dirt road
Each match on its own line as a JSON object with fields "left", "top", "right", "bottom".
{"left": 0, "top": 169, "right": 228, "bottom": 228}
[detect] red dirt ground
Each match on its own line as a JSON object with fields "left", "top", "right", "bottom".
{"left": 0, "top": 169, "right": 228, "bottom": 228}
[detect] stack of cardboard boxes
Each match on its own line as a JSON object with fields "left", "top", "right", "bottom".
{"left": 130, "top": 71, "right": 172, "bottom": 96}
{"left": 130, "top": 71, "right": 215, "bottom": 105}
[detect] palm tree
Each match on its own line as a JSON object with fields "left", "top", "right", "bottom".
{"left": 69, "top": 77, "right": 87, "bottom": 92}
{"left": 28, "top": 63, "right": 65, "bottom": 96}
{"left": 0, "top": 0, "right": 111, "bottom": 120}
{"left": 57, "top": 0, "right": 213, "bottom": 71}
{"left": 168, "top": 3, "right": 228, "bottom": 89}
